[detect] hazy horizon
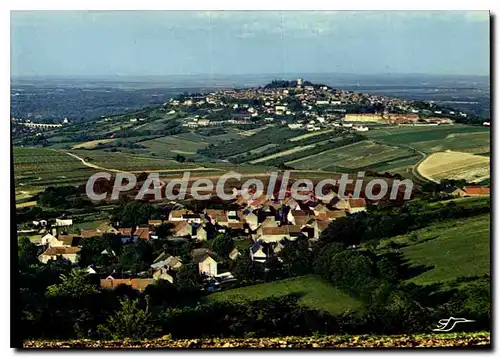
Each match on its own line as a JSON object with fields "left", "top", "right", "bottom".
{"left": 10, "top": 72, "right": 491, "bottom": 79}
{"left": 11, "top": 11, "right": 490, "bottom": 78}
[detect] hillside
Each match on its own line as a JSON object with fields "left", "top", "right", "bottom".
{"left": 205, "top": 275, "right": 362, "bottom": 314}
{"left": 376, "top": 212, "right": 490, "bottom": 285}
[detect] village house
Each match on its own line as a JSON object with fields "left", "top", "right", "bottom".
{"left": 46, "top": 234, "right": 83, "bottom": 248}
{"left": 192, "top": 248, "right": 218, "bottom": 277}
{"left": 250, "top": 240, "right": 267, "bottom": 263}
{"left": 197, "top": 255, "right": 218, "bottom": 277}
{"left": 171, "top": 221, "right": 195, "bottom": 237}
{"left": 331, "top": 196, "right": 350, "bottom": 210}
{"left": 152, "top": 268, "right": 175, "bottom": 284}
{"left": 168, "top": 209, "right": 194, "bottom": 222}
{"left": 287, "top": 210, "right": 310, "bottom": 226}
{"left": 227, "top": 210, "right": 240, "bottom": 223}
{"left": 243, "top": 211, "right": 259, "bottom": 231}
{"left": 86, "top": 265, "right": 97, "bottom": 274}
{"left": 260, "top": 216, "right": 279, "bottom": 228}
{"left": 151, "top": 253, "right": 183, "bottom": 271}
{"left": 315, "top": 210, "right": 347, "bottom": 222}
{"left": 55, "top": 218, "right": 73, "bottom": 227}
{"left": 151, "top": 254, "right": 183, "bottom": 284}
{"left": 347, "top": 198, "right": 367, "bottom": 214}
{"left": 257, "top": 225, "right": 303, "bottom": 243}
{"left": 32, "top": 219, "right": 48, "bottom": 228}
{"left": 205, "top": 209, "right": 228, "bottom": 226}
{"left": 194, "top": 225, "right": 209, "bottom": 241}
{"left": 148, "top": 219, "right": 164, "bottom": 228}
{"left": 226, "top": 221, "right": 247, "bottom": 235}
{"left": 444, "top": 187, "right": 468, "bottom": 197}
{"left": 312, "top": 203, "right": 329, "bottom": 216}
{"left": 41, "top": 233, "right": 56, "bottom": 246}
{"left": 344, "top": 113, "right": 383, "bottom": 123}
{"left": 133, "top": 227, "right": 150, "bottom": 241}
{"left": 39, "top": 246, "right": 81, "bottom": 264}
{"left": 463, "top": 186, "right": 490, "bottom": 197}
{"left": 182, "top": 213, "right": 202, "bottom": 224}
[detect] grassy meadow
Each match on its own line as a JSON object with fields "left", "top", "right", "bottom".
{"left": 206, "top": 275, "right": 362, "bottom": 314}
{"left": 377, "top": 213, "right": 490, "bottom": 285}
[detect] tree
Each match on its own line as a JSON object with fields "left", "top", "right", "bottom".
{"left": 97, "top": 298, "right": 159, "bottom": 340}
{"left": 18, "top": 237, "right": 39, "bottom": 268}
{"left": 44, "top": 268, "right": 103, "bottom": 338}
{"left": 154, "top": 223, "right": 174, "bottom": 240}
{"left": 144, "top": 279, "right": 179, "bottom": 306}
{"left": 174, "top": 154, "right": 186, "bottom": 163}
{"left": 37, "top": 186, "right": 79, "bottom": 208}
{"left": 117, "top": 241, "right": 154, "bottom": 274}
{"left": 280, "top": 237, "right": 312, "bottom": 276}
{"left": 176, "top": 263, "right": 203, "bottom": 292}
{"left": 320, "top": 216, "right": 362, "bottom": 246}
{"left": 46, "top": 268, "right": 99, "bottom": 298}
{"left": 111, "top": 201, "right": 158, "bottom": 227}
{"left": 210, "top": 233, "right": 234, "bottom": 257}
{"left": 78, "top": 236, "right": 112, "bottom": 268}
{"left": 232, "top": 248, "right": 254, "bottom": 283}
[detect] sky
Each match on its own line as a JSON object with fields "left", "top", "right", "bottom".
{"left": 10, "top": 11, "right": 490, "bottom": 77}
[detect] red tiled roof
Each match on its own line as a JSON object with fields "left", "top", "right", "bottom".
{"left": 227, "top": 222, "right": 244, "bottom": 229}
{"left": 262, "top": 225, "right": 302, "bottom": 235}
{"left": 464, "top": 186, "right": 490, "bottom": 195}
{"left": 118, "top": 228, "right": 132, "bottom": 236}
{"left": 134, "top": 227, "right": 150, "bottom": 240}
{"left": 316, "top": 210, "right": 347, "bottom": 221}
{"left": 57, "top": 235, "right": 83, "bottom": 246}
{"left": 290, "top": 210, "right": 309, "bottom": 217}
{"left": 170, "top": 209, "right": 193, "bottom": 218}
{"left": 41, "top": 246, "right": 81, "bottom": 256}
{"left": 293, "top": 216, "right": 310, "bottom": 225}
{"left": 100, "top": 278, "right": 153, "bottom": 292}
{"left": 348, "top": 198, "right": 366, "bottom": 208}
{"left": 172, "top": 221, "right": 191, "bottom": 234}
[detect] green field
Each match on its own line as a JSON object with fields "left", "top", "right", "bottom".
{"left": 365, "top": 125, "right": 490, "bottom": 154}
{"left": 287, "top": 140, "right": 417, "bottom": 172}
{"left": 13, "top": 148, "right": 98, "bottom": 193}
{"left": 67, "top": 149, "right": 201, "bottom": 171}
{"left": 139, "top": 135, "right": 209, "bottom": 156}
{"left": 378, "top": 213, "right": 490, "bottom": 285}
{"left": 206, "top": 275, "right": 362, "bottom": 314}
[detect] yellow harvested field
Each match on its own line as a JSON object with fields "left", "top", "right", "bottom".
{"left": 418, "top": 151, "right": 490, "bottom": 183}
{"left": 16, "top": 201, "right": 37, "bottom": 208}
{"left": 72, "top": 139, "right": 116, "bottom": 149}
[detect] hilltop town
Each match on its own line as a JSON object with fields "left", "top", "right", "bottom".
{"left": 165, "top": 78, "right": 481, "bottom": 131}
